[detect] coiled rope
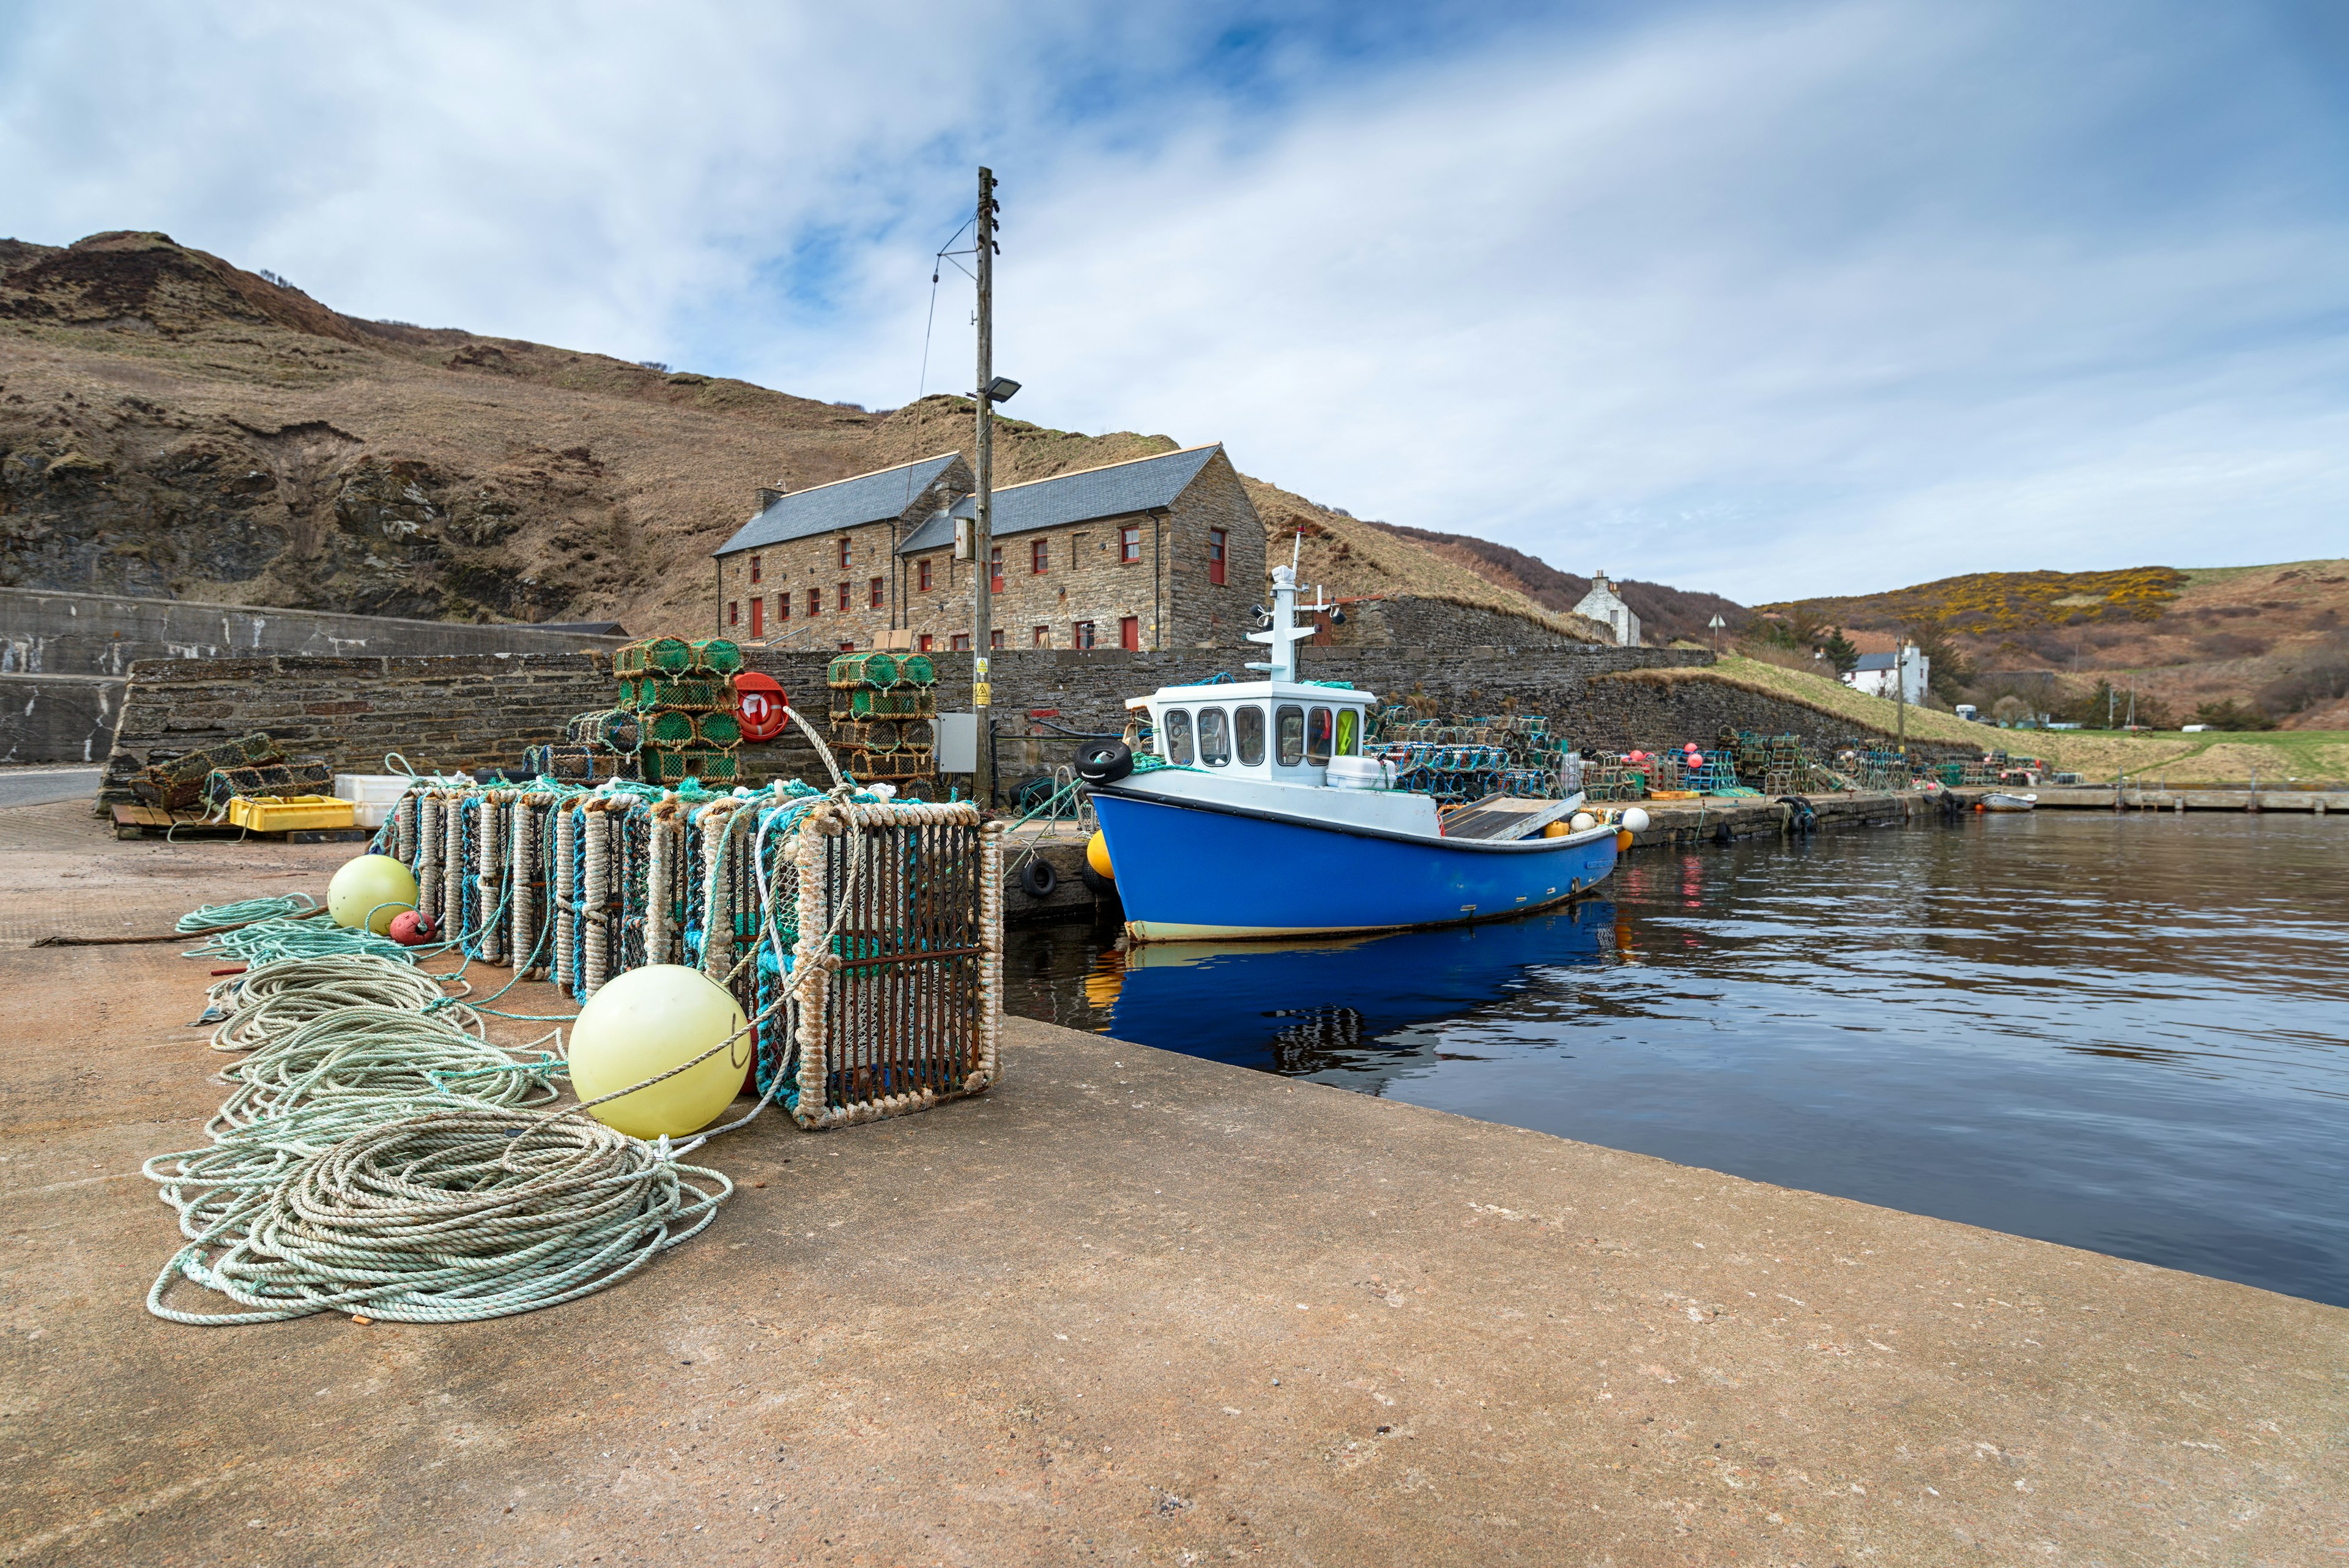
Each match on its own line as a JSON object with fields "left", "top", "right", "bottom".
{"left": 176, "top": 893, "right": 319, "bottom": 934}
{"left": 206, "top": 955, "right": 480, "bottom": 1054}
{"left": 184, "top": 915, "right": 417, "bottom": 969}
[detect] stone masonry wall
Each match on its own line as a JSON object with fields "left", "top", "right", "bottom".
{"left": 710, "top": 451, "right": 1263, "bottom": 655}
{"left": 103, "top": 642, "right": 1960, "bottom": 804}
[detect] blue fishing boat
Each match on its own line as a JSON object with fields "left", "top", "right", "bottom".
{"left": 1084, "top": 563, "right": 1621, "bottom": 943}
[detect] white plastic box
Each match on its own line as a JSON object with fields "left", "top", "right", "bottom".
{"left": 334, "top": 775, "right": 410, "bottom": 830}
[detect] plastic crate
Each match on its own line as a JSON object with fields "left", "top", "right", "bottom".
{"left": 227, "top": 794, "right": 357, "bottom": 833}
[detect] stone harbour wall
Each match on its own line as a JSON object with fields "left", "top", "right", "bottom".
{"left": 100, "top": 642, "right": 1960, "bottom": 803}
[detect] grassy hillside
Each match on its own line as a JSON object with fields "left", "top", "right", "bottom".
{"left": 1628, "top": 655, "right": 2349, "bottom": 783}
{"left": 0, "top": 230, "right": 1580, "bottom": 640}
{"left": 1760, "top": 563, "right": 2349, "bottom": 730}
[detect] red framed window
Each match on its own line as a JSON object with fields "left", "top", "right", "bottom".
{"left": 777, "top": 593, "right": 790, "bottom": 622}
{"left": 989, "top": 545, "right": 1004, "bottom": 594}
{"left": 918, "top": 633, "right": 934, "bottom": 652}
{"left": 991, "top": 629, "right": 1004, "bottom": 650}
{"left": 951, "top": 633, "right": 971, "bottom": 651}
{"left": 869, "top": 576, "right": 885, "bottom": 609}
{"left": 1031, "top": 625, "right": 1050, "bottom": 646}
{"left": 839, "top": 641, "right": 855, "bottom": 652}
{"left": 1119, "top": 615, "right": 1140, "bottom": 650}
{"left": 1209, "top": 529, "right": 1226, "bottom": 585}
{"left": 807, "top": 588, "right": 821, "bottom": 617}
{"left": 749, "top": 598, "right": 764, "bottom": 638}
{"left": 1073, "top": 620, "right": 1096, "bottom": 649}
{"left": 726, "top": 600, "right": 738, "bottom": 626}
{"left": 1121, "top": 526, "right": 1141, "bottom": 563}
{"left": 837, "top": 581, "right": 850, "bottom": 611}
{"left": 1031, "top": 538, "right": 1049, "bottom": 574}
{"left": 837, "top": 537, "right": 851, "bottom": 569}
{"left": 749, "top": 554, "right": 762, "bottom": 584}
{"left": 917, "top": 557, "right": 933, "bottom": 593}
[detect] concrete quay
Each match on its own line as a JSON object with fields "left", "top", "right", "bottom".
{"left": 1952, "top": 786, "right": 2342, "bottom": 814}
{"left": 2, "top": 799, "right": 2343, "bottom": 1566}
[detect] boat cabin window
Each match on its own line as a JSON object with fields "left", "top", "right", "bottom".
{"left": 1275, "top": 705, "right": 1304, "bottom": 767}
{"left": 1197, "top": 707, "right": 1231, "bottom": 767}
{"left": 1236, "top": 705, "right": 1266, "bottom": 767}
{"left": 1306, "top": 707, "right": 1334, "bottom": 765}
{"left": 1162, "top": 708, "right": 1193, "bottom": 765}
{"left": 1334, "top": 707, "right": 1359, "bottom": 756}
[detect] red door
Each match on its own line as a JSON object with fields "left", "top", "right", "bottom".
{"left": 1119, "top": 615, "right": 1140, "bottom": 650}
{"left": 749, "top": 596, "right": 763, "bottom": 639}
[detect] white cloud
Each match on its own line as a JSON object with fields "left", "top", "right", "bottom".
{"left": 4, "top": 1, "right": 2343, "bottom": 600}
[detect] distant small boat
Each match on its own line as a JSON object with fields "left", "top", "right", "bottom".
{"left": 1981, "top": 792, "right": 2038, "bottom": 813}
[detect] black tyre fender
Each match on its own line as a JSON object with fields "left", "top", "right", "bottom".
{"left": 1074, "top": 739, "right": 1134, "bottom": 784}
{"left": 1018, "top": 857, "right": 1059, "bottom": 899}
{"left": 1077, "top": 858, "right": 1116, "bottom": 897}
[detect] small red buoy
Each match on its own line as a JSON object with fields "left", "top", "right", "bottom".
{"left": 388, "top": 909, "right": 439, "bottom": 946}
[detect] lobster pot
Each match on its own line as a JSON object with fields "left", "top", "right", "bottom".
{"left": 552, "top": 799, "right": 631, "bottom": 1001}
{"left": 896, "top": 653, "right": 937, "bottom": 686}
{"left": 629, "top": 673, "right": 737, "bottom": 713}
{"left": 828, "top": 652, "right": 899, "bottom": 689}
{"left": 689, "top": 637, "right": 744, "bottom": 675}
{"left": 781, "top": 802, "right": 1000, "bottom": 1129}
{"left": 644, "top": 709, "right": 699, "bottom": 748}
{"left": 503, "top": 791, "right": 559, "bottom": 978}
{"left": 644, "top": 748, "right": 738, "bottom": 786}
{"left": 565, "top": 708, "right": 644, "bottom": 751}
{"left": 695, "top": 710, "right": 743, "bottom": 749}
{"left": 897, "top": 718, "right": 935, "bottom": 751}
{"left": 836, "top": 687, "right": 936, "bottom": 720}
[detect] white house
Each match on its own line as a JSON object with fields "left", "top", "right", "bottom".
{"left": 1572, "top": 571, "right": 1641, "bottom": 647}
{"left": 1846, "top": 645, "right": 1928, "bottom": 704}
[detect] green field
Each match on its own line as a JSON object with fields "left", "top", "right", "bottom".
{"left": 1702, "top": 656, "right": 2348, "bottom": 784}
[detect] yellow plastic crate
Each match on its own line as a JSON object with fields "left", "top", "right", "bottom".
{"left": 226, "top": 794, "right": 357, "bottom": 833}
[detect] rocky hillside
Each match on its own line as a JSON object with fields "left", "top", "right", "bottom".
{"left": 0, "top": 231, "right": 1586, "bottom": 640}
{"left": 1363, "top": 521, "right": 1750, "bottom": 646}
{"left": 1763, "top": 565, "right": 2349, "bottom": 730}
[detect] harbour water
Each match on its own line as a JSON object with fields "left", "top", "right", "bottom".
{"left": 1005, "top": 812, "right": 2349, "bottom": 1306}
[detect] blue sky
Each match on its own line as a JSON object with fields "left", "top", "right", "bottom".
{"left": 4, "top": 1, "right": 2345, "bottom": 601}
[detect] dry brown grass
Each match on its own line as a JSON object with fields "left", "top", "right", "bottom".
{"left": 2, "top": 232, "right": 1582, "bottom": 643}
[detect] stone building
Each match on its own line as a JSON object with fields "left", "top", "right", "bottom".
{"left": 1572, "top": 571, "right": 1642, "bottom": 647}
{"left": 711, "top": 444, "right": 1264, "bottom": 653}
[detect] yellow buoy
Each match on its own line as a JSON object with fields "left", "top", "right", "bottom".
{"left": 1086, "top": 830, "right": 1115, "bottom": 880}
{"left": 327, "top": 854, "right": 418, "bottom": 934}
{"left": 1617, "top": 828, "right": 1635, "bottom": 852}
{"left": 567, "top": 965, "right": 749, "bottom": 1140}
{"left": 1543, "top": 820, "right": 1570, "bottom": 838}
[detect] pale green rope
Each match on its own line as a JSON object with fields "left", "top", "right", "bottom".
{"left": 184, "top": 915, "right": 416, "bottom": 968}
{"left": 175, "top": 893, "right": 319, "bottom": 934}
{"left": 206, "top": 955, "right": 481, "bottom": 1054}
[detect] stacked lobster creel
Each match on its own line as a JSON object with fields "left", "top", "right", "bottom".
{"left": 614, "top": 636, "right": 746, "bottom": 787}
{"left": 383, "top": 777, "right": 1004, "bottom": 1130}
{"left": 826, "top": 652, "right": 938, "bottom": 790}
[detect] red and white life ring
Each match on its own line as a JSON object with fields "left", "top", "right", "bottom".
{"left": 734, "top": 672, "right": 789, "bottom": 742}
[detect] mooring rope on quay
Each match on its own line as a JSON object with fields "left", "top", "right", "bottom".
{"left": 140, "top": 707, "right": 898, "bottom": 1328}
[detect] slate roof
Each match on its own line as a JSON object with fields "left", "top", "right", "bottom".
{"left": 713, "top": 453, "right": 961, "bottom": 557}
{"left": 1851, "top": 652, "right": 1899, "bottom": 672}
{"left": 897, "top": 444, "right": 1224, "bottom": 555}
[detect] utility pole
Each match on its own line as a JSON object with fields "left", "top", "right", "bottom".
{"left": 971, "top": 166, "right": 998, "bottom": 807}
{"left": 1895, "top": 639, "right": 1907, "bottom": 754}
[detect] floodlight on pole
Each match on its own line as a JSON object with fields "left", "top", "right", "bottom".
{"left": 981, "top": 376, "right": 1020, "bottom": 403}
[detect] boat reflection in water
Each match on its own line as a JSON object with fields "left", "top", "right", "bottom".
{"left": 1093, "top": 901, "right": 1624, "bottom": 1089}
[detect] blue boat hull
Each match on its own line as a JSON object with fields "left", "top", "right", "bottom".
{"left": 1093, "top": 786, "right": 1617, "bottom": 941}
